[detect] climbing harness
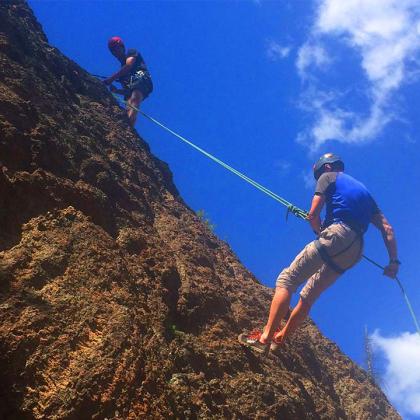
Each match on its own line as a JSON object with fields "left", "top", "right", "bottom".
{"left": 126, "top": 70, "right": 148, "bottom": 89}
{"left": 104, "top": 85, "right": 419, "bottom": 336}
{"left": 314, "top": 240, "right": 346, "bottom": 274}
{"left": 93, "top": 70, "right": 150, "bottom": 89}
{"left": 315, "top": 229, "right": 363, "bottom": 275}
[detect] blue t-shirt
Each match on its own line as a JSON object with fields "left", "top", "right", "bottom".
{"left": 315, "top": 172, "right": 380, "bottom": 233}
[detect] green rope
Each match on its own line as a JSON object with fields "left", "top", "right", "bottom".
{"left": 112, "top": 93, "right": 419, "bottom": 336}
{"left": 113, "top": 94, "right": 307, "bottom": 220}
{"left": 362, "top": 255, "right": 420, "bottom": 336}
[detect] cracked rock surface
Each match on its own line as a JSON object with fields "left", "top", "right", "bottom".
{"left": 0, "top": 2, "right": 400, "bottom": 419}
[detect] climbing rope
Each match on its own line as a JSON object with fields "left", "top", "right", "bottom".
{"left": 112, "top": 93, "right": 308, "bottom": 220}
{"left": 108, "top": 89, "right": 420, "bottom": 336}
{"left": 362, "top": 255, "right": 420, "bottom": 335}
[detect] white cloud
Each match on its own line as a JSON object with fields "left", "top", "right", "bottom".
{"left": 297, "top": 0, "right": 420, "bottom": 149}
{"left": 296, "top": 43, "right": 331, "bottom": 78}
{"left": 266, "top": 40, "right": 292, "bottom": 61}
{"left": 371, "top": 330, "right": 420, "bottom": 418}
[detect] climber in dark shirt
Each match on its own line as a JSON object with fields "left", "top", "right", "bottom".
{"left": 103, "top": 36, "right": 153, "bottom": 127}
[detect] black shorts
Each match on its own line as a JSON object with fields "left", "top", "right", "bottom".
{"left": 122, "top": 71, "right": 153, "bottom": 100}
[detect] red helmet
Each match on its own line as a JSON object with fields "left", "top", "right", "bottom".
{"left": 108, "top": 36, "right": 124, "bottom": 50}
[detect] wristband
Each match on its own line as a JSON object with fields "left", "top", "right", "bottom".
{"left": 389, "top": 259, "right": 401, "bottom": 265}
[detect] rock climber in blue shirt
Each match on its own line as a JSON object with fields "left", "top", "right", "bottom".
{"left": 239, "top": 153, "right": 400, "bottom": 354}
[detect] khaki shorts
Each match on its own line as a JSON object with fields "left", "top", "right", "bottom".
{"left": 276, "top": 223, "right": 363, "bottom": 306}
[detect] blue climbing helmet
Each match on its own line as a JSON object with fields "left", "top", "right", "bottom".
{"left": 313, "top": 153, "right": 344, "bottom": 180}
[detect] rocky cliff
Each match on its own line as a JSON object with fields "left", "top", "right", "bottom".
{"left": 0, "top": 2, "right": 400, "bottom": 419}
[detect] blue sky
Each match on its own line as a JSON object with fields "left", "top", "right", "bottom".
{"left": 29, "top": 1, "right": 420, "bottom": 417}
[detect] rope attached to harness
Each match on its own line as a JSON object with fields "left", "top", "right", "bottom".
{"left": 110, "top": 90, "right": 420, "bottom": 337}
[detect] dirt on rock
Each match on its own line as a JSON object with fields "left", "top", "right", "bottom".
{"left": 0, "top": 2, "right": 400, "bottom": 419}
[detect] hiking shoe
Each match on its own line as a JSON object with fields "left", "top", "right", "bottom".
{"left": 270, "top": 339, "right": 282, "bottom": 355}
{"left": 270, "top": 309, "right": 290, "bottom": 354}
{"left": 238, "top": 330, "right": 269, "bottom": 354}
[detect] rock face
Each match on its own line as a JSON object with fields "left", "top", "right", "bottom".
{"left": 0, "top": 2, "right": 400, "bottom": 419}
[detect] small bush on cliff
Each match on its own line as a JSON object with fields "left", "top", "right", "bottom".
{"left": 196, "top": 209, "right": 216, "bottom": 232}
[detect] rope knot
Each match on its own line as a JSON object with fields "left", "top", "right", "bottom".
{"left": 286, "top": 205, "right": 297, "bottom": 221}
{"left": 286, "top": 205, "right": 308, "bottom": 221}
